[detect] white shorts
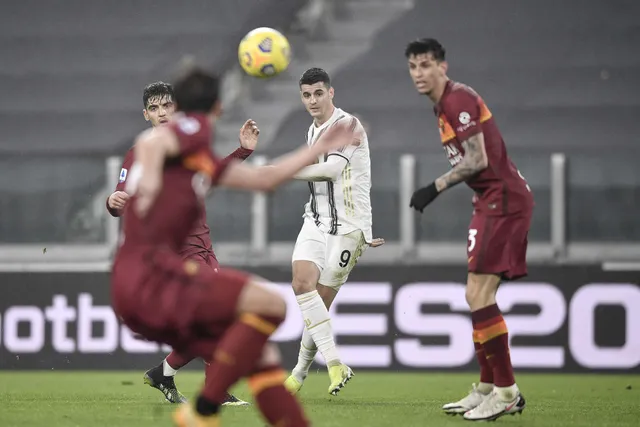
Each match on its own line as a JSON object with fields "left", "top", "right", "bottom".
{"left": 292, "top": 218, "right": 368, "bottom": 289}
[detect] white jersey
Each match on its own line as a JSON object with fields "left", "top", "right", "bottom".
{"left": 303, "top": 107, "right": 373, "bottom": 242}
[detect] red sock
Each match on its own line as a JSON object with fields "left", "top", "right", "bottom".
{"left": 471, "top": 304, "right": 515, "bottom": 387}
{"left": 200, "top": 314, "right": 283, "bottom": 405}
{"left": 472, "top": 332, "right": 493, "bottom": 384}
{"left": 248, "top": 365, "right": 309, "bottom": 427}
{"left": 165, "top": 351, "right": 193, "bottom": 371}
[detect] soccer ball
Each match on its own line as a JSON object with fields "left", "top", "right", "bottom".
{"left": 238, "top": 27, "right": 291, "bottom": 78}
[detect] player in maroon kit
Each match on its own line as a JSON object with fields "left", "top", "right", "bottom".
{"left": 111, "top": 67, "right": 353, "bottom": 426}
{"left": 405, "top": 38, "right": 532, "bottom": 421}
{"left": 107, "top": 81, "right": 253, "bottom": 406}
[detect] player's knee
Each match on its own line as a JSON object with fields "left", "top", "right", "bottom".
{"left": 465, "top": 273, "right": 499, "bottom": 310}
{"left": 291, "top": 274, "right": 317, "bottom": 295}
{"left": 291, "top": 260, "right": 320, "bottom": 295}
{"left": 238, "top": 279, "right": 287, "bottom": 325}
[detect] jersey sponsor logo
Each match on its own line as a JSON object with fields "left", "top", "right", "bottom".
{"left": 443, "top": 144, "right": 463, "bottom": 167}
{"left": 119, "top": 168, "right": 128, "bottom": 183}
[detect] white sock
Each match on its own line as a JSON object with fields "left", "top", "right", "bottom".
{"left": 296, "top": 290, "right": 340, "bottom": 367}
{"left": 495, "top": 384, "right": 519, "bottom": 401}
{"left": 477, "top": 382, "right": 494, "bottom": 395}
{"left": 163, "top": 358, "right": 178, "bottom": 377}
{"left": 292, "top": 327, "right": 318, "bottom": 383}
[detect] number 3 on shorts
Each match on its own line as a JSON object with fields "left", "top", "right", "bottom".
{"left": 468, "top": 229, "right": 478, "bottom": 253}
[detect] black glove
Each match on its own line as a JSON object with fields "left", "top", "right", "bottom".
{"left": 410, "top": 182, "right": 440, "bottom": 213}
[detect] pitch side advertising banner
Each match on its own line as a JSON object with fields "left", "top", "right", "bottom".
{"left": 0, "top": 266, "right": 638, "bottom": 373}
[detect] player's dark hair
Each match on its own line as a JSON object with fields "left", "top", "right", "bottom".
{"left": 299, "top": 67, "right": 331, "bottom": 88}
{"left": 142, "top": 81, "right": 174, "bottom": 108}
{"left": 404, "top": 38, "right": 446, "bottom": 62}
{"left": 172, "top": 67, "right": 220, "bottom": 113}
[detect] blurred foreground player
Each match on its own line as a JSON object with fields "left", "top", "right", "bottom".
{"left": 405, "top": 38, "right": 533, "bottom": 421}
{"left": 107, "top": 81, "right": 253, "bottom": 406}
{"left": 110, "top": 67, "right": 353, "bottom": 426}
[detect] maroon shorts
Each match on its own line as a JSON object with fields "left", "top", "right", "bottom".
{"left": 111, "top": 249, "right": 248, "bottom": 361}
{"left": 467, "top": 211, "right": 532, "bottom": 281}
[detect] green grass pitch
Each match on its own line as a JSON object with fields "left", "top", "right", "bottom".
{"left": 0, "top": 371, "right": 638, "bottom": 426}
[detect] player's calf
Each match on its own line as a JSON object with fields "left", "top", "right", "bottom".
{"left": 189, "top": 279, "right": 287, "bottom": 420}
{"left": 465, "top": 273, "right": 520, "bottom": 411}
{"left": 249, "top": 344, "right": 310, "bottom": 426}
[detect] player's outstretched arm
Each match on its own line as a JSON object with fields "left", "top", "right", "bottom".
{"left": 219, "top": 123, "right": 352, "bottom": 192}
{"left": 293, "top": 154, "right": 348, "bottom": 182}
{"left": 410, "top": 132, "right": 488, "bottom": 213}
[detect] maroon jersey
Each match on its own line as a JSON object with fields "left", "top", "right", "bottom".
{"left": 116, "top": 113, "right": 232, "bottom": 256}
{"left": 107, "top": 127, "right": 252, "bottom": 257}
{"left": 435, "top": 80, "right": 533, "bottom": 216}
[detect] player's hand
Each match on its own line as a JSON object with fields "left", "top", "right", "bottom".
{"left": 369, "top": 237, "right": 385, "bottom": 248}
{"left": 108, "top": 191, "right": 130, "bottom": 210}
{"left": 239, "top": 119, "right": 260, "bottom": 150}
{"left": 410, "top": 182, "right": 440, "bottom": 213}
{"left": 314, "top": 122, "right": 353, "bottom": 153}
{"left": 134, "top": 172, "right": 162, "bottom": 218}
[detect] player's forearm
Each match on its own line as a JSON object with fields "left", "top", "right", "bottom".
{"left": 220, "top": 145, "right": 322, "bottom": 191}
{"left": 260, "top": 146, "right": 324, "bottom": 190}
{"left": 435, "top": 133, "right": 488, "bottom": 192}
{"left": 293, "top": 161, "right": 343, "bottom": 182}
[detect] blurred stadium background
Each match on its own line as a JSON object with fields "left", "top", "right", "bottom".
{"left": 0, "top": 1, "right": 638, "bottom": 424}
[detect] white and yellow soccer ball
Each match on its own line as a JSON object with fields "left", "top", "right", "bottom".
{"left": 238, "top": 27, "right": 291, "bottom": 78}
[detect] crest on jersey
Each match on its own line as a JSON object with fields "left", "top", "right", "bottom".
{"left": 119, "top": 168, "right": 128, "bottom": 183}
{"left": 458, "top": 112, "right": 471, "bottom": 125}
{"left": 258, "top": 37, "right": 273, "bottom": 53}
{"left": 177, "top": 117, "right": 201, "bottom": 135}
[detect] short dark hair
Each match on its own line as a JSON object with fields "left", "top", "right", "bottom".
{"left": 142, "top": 81, "right": 174, "bottom": 108}
{"left": 404, "top": 38, "right": 446, "bottom": 61}
{"left": 299, "top": 67, "right": 331, "bottom": 88}
{"left": 172, "top": 67, "right": 220, "bottom": 113}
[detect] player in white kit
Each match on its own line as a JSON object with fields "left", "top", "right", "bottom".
{"left": 284, "top": 68, "right": 384, "bottom": 396}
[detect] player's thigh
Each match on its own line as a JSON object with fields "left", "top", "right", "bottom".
{"left": 177, "top": 278, "right": 286, "bottom": 363}
{"left": 236, "top": 276, "right": 287, "bottom": 318}
{"left": 319, "top": 229, "right": 368, "bottom": 290}
{"left": 174, "top": 264, "right": 250, "bottom": 336}
{"left": 292, "top": 219, "right": 327, "bottom": 271}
